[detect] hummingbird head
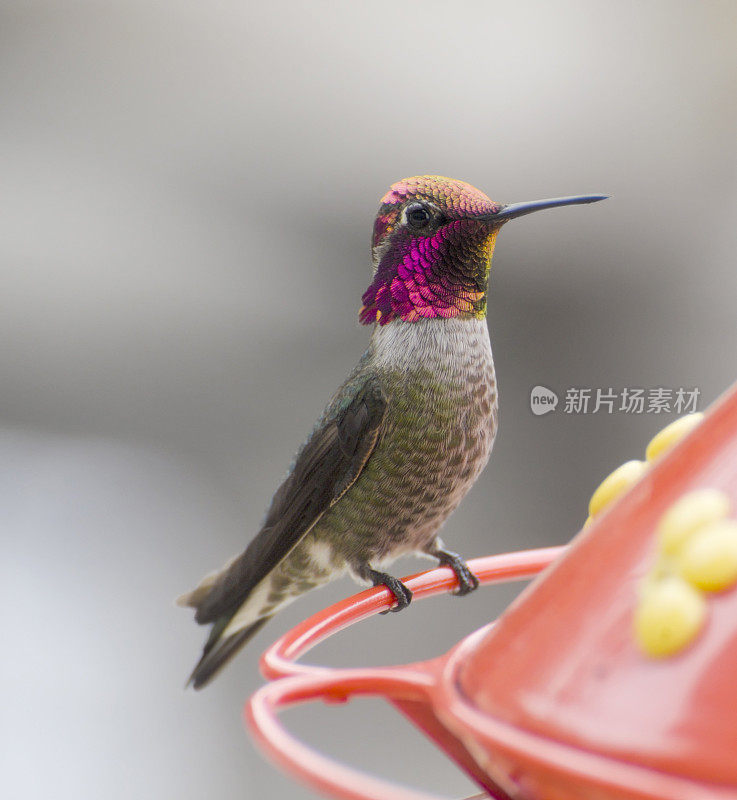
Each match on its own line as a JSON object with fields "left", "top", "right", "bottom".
{"left": 359, "top": 175, "right": 606, "bottom": 325}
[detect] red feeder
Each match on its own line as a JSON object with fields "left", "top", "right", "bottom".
{"left": 246, "top": 383, "right": 737, "bottom": 800}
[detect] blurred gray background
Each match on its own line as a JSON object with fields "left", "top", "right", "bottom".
{"left": 2, "top": 1, "right": 736, "bottom": 798}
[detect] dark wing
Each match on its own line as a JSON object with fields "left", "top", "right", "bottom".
{"left": 192, "top": 375, "right": 387, "bottom": 624}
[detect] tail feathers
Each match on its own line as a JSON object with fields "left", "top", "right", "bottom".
{"left": 176, "top": 554, "right": 240, "bottom": 612}
{"left": 187, "top": 617, "right": 271, "bottom": 690}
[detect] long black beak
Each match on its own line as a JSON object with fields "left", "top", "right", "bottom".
{"left": 483, "top": 194, "right": 608, "bottom": 222}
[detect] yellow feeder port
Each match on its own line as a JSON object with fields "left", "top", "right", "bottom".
{"left": 634, "top": 576, "right": 706, "bottom": 657}
{"left": 657, "top": 488, "right": 731, "bottom": 558}
{"left": 589, "top": 460, "right": 648, "bottom": 518}
{"left": 645, "top": 413, "right": 704, "bottom": 462}
{"left": 678, "top": 519, "right": 737, "bottom": 592}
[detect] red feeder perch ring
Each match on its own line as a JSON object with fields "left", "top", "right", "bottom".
{"left": 246, "top": 548, "right": 563, "bottom": 800}
{"left": 259, "top": 547, "right": 561, "bottom": 680}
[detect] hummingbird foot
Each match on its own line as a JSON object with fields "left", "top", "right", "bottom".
{"left": 429, "top": 545, "right": 480, "bottom": 596}
{"left": 357, "top": 565, "right": 413, "bottom": 614}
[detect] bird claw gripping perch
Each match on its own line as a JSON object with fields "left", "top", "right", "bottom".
{"left": 437, "top": 550, "right": 480, "bottom": 596}
{"left": 363, "top": 570, "right": 413, "bottom": 614}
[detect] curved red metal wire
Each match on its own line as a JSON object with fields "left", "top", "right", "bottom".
{"left": 246, "top": 547, "right": 564, "bottom": 800}
{"left": 260, "top": 547, "right": 564, "bottom": 680}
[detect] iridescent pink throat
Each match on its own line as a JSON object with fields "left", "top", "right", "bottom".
{"left": 359, "top": 222, "right": 497, "bottom": 326}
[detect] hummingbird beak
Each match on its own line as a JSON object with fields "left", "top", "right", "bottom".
{"left": 482, "top": 194, "right": 608, "bottom": 223}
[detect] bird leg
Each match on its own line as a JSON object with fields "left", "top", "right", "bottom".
{"left": 355, "top": 564, "right": 413, "bottom": 614}
{"left": 426, "top": 542, "right": 479, "bottom": 596}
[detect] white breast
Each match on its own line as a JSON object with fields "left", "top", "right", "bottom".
{"left": 369, "top": 317, "right": 494, "bottom": 377}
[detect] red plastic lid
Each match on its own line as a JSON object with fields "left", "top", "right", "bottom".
{"left": 457, "top": 385, "right": 737, "bottom": 789}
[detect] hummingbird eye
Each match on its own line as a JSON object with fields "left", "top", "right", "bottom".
{"left": 405, "top": 203, "right": 432, "bottom": 230}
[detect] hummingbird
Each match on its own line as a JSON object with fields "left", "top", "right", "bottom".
{"left": 179, "top": 175, "right": 606, "bottom": 688}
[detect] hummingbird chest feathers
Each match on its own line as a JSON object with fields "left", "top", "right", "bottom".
{"left": 310, "top": 316, "right": 498, "bottom": 564}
